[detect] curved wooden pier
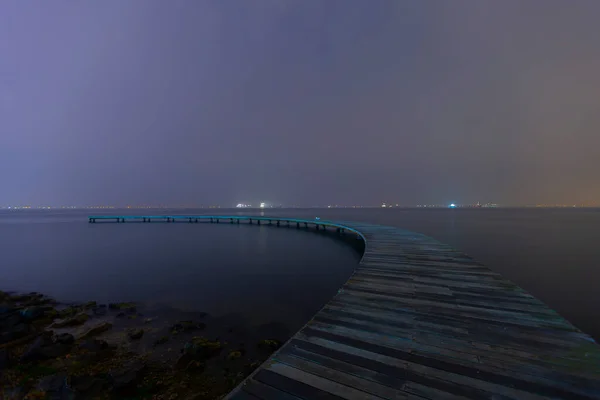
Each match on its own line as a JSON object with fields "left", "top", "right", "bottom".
{"left": 90, "top": 215, "right": 600, "bottom": 399}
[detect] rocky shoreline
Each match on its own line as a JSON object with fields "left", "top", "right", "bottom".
{"left": 1, "top": 291, "right": 282, "bottom": 399}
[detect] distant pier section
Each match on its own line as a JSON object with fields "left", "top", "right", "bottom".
{"left": 91, "top": 215, "right": 600, "bottom": 399}
{"left": 88, "top": 215, "right": 355, "bottom": 232}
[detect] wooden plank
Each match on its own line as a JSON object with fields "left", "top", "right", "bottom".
{"left": 294, "top": 334, "right": 592, "bottom": 400}
{"left": 254, "top": 369, "right": 346, "bottom": 400}
{"left": 274, "top": 352, "right": 408, "bottom": 399}
{"left": 240, "top": 379, "right": 304, "bottom": 400}
{"left": 265, "top": 362, "right": 386, "bottom": 400}
{"left": 291, "top": 336, "right": 547, "bottom": 400}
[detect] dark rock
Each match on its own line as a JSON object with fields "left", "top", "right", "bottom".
{"left": 1, "top": 312, "right": 23, "bottom": 328}
{"left": 154, "top": 336, "right": 169, "bottom": 346}
{"left": 71, "top": 374, "right": 107, "bottom": 397}
{"left": 57, "top": 306, "right": 77, "bottom": 318}
{"left": 3, "top": 386, "right": 26, "bottom": 400}
{"left": 81, "top": 301, "right": 97, "bottom": 309}
{"left": 128, "top": 328, "right": 144, "bottom": 340}
{"left": 21, "top": 335, "right": 71, "bottom": 362}
{"left": 36, "top": 373, "right": 74, "bottom": 400}
{"left": 171, "top": 320, "right": 206, "bottom": 333}
{"left": 182, "top": 337, "right": 222, "bottom": 360}
{"left": 78, "top": 339, "right": 113, "bottom": 363}
{"left": 0, "top": 348, "right": 9, "bottom": 369}
{"left": 54, "top": 332, "right": 75, "bottom": 345}
{"left": 79, "top": 338, "right": 109, "bottom": 352}
{"left": 9, "top": 293, "right": 33, "bottom": 303}
{"left": 78, "top": 322, "right": 112, "bottom": 339}
{"left": 25, "top": 294, "right": 53, "bottom": 306}
{"left": 110, "top": 360, "right": 145, "bottom": 392}
{"left": 0, "top": 322, "right": 31, "bottom": 344}
{"left": 257, "top": 339, "right": 281, "bottom": 351}
{"left": 174, "top": 353, "right": 205, "bottom": 371}
{"left": 51, "top": 313, "right": 88, "bottom": 328}
{"left": 20, "top": 306, "right": 51, "bottom": 321}
{"left": 0, "top": 302, "right": 13, "bottom": 315}
{"left": 92, "top": 306, "right": 107, "bottom": 316}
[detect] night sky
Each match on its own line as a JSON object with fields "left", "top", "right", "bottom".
{"left": 2, "top": 1, "right": 599, "bottom": 207}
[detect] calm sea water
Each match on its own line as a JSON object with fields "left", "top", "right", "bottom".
{"left": 1, "top": 208, "right": 599, "bottom": 341}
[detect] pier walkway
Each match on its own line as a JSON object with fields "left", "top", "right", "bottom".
{"left": 90, "top": 215, "right": 600, "bottom": 399}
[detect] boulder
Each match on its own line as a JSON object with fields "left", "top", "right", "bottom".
{"left": 57, "top": 307, "right": 78, "bottom": 318}
{"left": 81, "top": 301, "right": 97, "bottom": 309}
{"left": 0, "top": 322, "right": 31, "bottom": 345}
{"left": 92, "top": 306, "right": 107, "bottom": 316}
{"left": 54, "top": 333, "right": 75, "bottom": 345}
{"left": 174, "top": 353, "right": 205, "bottom": 371}
{"left": 257, "top": 339, "right": 281, "bottom": 351}
{"left": 110, "top": 360, "right": 145, "bottom": 393}
{"left": 128, "top": 329, "right": 144, "bottom": 340}
{"left": 21, "top": 335, "right": 71, "bottom": 362}
{"left": 78, "top": 322, "right": 112, "bottom": 339}
{"left": 153, "top": 336, "right": 169, "bottom": 346}
{"left": 79, "top": 338, "right": 109, "bottom": 352}
{"left": 51, "top": 313, "right": 88, "bottom": 328}
{"left": 20, "top": 306, "right": 48, "bottom": 321}
{"left": 78, "top": 339, "right": 113, "bottom": 363}
{"left": 70, "top": 375, "right": 107, "bottom": 397}
{"left": 0, "top": 302, "right": 13, "bottom": 315}
{"left": 182, "top": 337, "right": 222, "bottom": 360}
{"left": 0, "top": 348, "right": 9, "bottom": 369}
{"left": 36, "top": 373, "right": 73, "bottom": 400}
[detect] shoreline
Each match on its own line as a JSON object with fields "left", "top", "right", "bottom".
{"left": 1, "top": 290, "right": 282, "bottom": 399}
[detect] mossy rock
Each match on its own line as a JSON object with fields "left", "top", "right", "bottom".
{"left": 51, "top": 313, "right": 89, "bottom": 328}
{"left": 81, "top": 301, "right": 97, "bottom": 310}
{"left": 183, "top": 337, "right": 222, "bottom": 360}
{"left": 257, "top": 339, "right": 280, "bottom": 351}
{"left": 58, "top": 307, "right": 78, "bottom": 318}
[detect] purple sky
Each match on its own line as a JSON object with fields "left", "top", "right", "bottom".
{"left": 1, "top": 1, "right": 599, "bottom": 206}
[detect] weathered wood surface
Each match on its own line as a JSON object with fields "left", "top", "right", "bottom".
{"left": 225, "top": 220, "right": 600, "bottom": 400}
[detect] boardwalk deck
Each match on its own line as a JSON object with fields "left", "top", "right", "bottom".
{"left": 91, "top": 216, "right": 600, "bottom": 399}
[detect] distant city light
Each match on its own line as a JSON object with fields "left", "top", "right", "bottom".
{"left": 236, "top": 203, "right": 251, "bottom": 208}
{"left": 259, "top": 202, "right": 266, "bottom": 209}
{"left": 449, "top": 203, "right": 457, "bottom": 208}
